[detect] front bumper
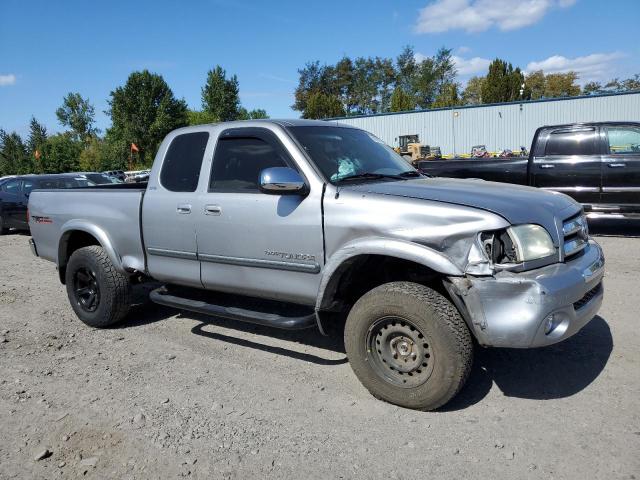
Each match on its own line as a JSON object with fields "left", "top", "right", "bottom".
{"left": 446, "top": 240, "right": 605, "bottom": 348}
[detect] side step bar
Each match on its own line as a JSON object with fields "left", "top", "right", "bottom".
{"left": 149, "top": 287, "right": 317, "bottom": 331}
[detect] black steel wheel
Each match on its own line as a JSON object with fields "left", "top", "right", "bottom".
{"left": 344, "top": 282, "right": 473, "bottom": 411}
{"left": 366, "top": 317, "right": 434, "bottom": 388}
{"left": 65, "top": 245, "right": 131, "bottom": 328}
{"left": 72, "top": 267, "right": 100, "bottom": 312}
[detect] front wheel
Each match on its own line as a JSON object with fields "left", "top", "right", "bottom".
{"left": 65, "top": 246, "right": 131, "bottom": 328}
{"left": 344, "top": 282, "right": 473, "bottom": 410}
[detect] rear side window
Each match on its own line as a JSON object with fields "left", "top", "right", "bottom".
{"left": 160, "top": 132, "right": 209, "bottom": 192}
{"left": 545, "top": 129, "right": 597, "bottom": 156}
{"left": 209, "top": 137, "right": 288, "bottom": 193}
{"left": 2, "top": 179, "right": 20, "bottom": 193}
{"left": 606, "top": 126, "right": 640, "bottom": 154}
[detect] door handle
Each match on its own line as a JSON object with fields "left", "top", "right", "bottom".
{"left": 204, "top": 204, "right": 222, "bottom": 216}
{"left": 176, "top": 204, "right": 192, "bottom": 214}
{"left": 539, "top": 164, "right": 554, "bottom": 169}
{"left": 607, "top": 163, "right": 626, "bottom": 168}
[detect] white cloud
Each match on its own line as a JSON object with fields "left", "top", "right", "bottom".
{"left": 525, "top": 52, "right": 625, "bottom": 83}
{"left": 0, "top": 74, "right": 16, "bottom": 86}
{"left": 416, "top": 52, "right": 490, "bottom": 76}
{"left": 452, "top": 55, "right": 491, "bottom": 75}
{"left": 414, "top": 0, "right": 577, "bottom": 34}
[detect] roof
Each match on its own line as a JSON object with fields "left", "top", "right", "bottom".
{"left": 327, "top": 89, "right": 640, "bottom": 121}
{"left": 173, "top": 118, "right": 358, "bottom": 134}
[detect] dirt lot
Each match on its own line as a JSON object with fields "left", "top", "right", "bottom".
{"left": 1, "top": 221, "right": 639, "bottom": 479}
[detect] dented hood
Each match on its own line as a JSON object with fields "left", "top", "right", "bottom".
{"left": 343, "top": 177, "right": 581, "bottom": 242}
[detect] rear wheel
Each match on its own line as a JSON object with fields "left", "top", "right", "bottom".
{"left": 65, "top": 246, "right": 131, "bottom": 327}
{"left": 344, "top": 281, "right": 473, "bottom": 410}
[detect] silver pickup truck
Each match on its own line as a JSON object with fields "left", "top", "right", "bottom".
{"left": 28, "top": 119, "right": 605, "bottom": 410}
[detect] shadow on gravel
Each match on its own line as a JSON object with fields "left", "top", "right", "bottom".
{"left": 442, "top": 315, "right": 613, "bottom": 411}
{"left": 588, "top": 218, "right": 640, "bottom": 237}
{"left": 120, "top": 298, "right": 348, "bottom": 366}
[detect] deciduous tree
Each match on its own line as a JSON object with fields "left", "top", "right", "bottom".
{"left": 304, "top": 92, "right": 345, "bottom": 119}
{"left": 56, "top": 93, "right": 98, "bottom": 141}
{"left": 544, "top": 72, "right": 581, "bottom": 98}
{"left": 390, "top": 87, "right": 415, "bottom": 112}
{"left": 107, "top": 70, "right": 188, "bottom": 165}
{"left": 462, "top": 76, "right": 485, "bottom": 105}
{"left": 201, "top": 66, "right": 241, "bottom": 122}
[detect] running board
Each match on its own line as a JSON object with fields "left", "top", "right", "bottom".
{"left": 149, "top": 287, "right": 317, "bottom": 330}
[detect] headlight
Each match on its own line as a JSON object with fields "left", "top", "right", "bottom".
{"left": 508, "top": 224, "right": 555, "bottom": 262}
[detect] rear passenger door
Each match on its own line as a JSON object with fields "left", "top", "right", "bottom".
{"left": 196, "top": 127, "right": 324, "bottom": 305}
{"left": 1, "top": 179, "right": 22, "bottom": 227}
{"left": 601, "top": 125, "right": 640, "bottom": 210}
{"left": 142, "top": 131, "right": 211, "bottom": 288}
{"left": 531, "top": 127, "right": 602, "bottom": 205}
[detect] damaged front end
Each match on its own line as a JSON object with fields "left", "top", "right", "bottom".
{"left": 444, "top": 221, "right": 605, "bottom": 348}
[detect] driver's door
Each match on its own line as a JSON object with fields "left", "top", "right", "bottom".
{"left": 196, "top": 127, "right": 324, "bottom": 305}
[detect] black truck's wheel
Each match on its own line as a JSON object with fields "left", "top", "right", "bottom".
{"left": 65, "top": 246, "right": 131, "bottom": 328}
{"left": 344, "top": 282, "right": 473, "bottom": 411}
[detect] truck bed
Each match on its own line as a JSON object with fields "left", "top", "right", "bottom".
{"left": 29, "top": 187, "right": 147, "bottom": 275}
{"left": 416, "top": 157, "right": 528, "bottom": 184}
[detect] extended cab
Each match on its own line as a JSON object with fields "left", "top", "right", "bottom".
{"left": 28, "top": 120, "right": 605, "bottom": 410}
{"left": 417, "top": 122, "right": 640, "bottom": 218}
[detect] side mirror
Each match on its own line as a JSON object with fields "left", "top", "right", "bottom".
{"left": 259, "top": 167, "right": 307, "bottom": 195}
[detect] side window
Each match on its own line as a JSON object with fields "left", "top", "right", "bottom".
{"left": 160, "top": 132, "right": 210, "bottom": 192}
{"left": 209, "top": 136, "right": 288, "bottom": 193}
{"left": 606, "top": 127, "right": 640, "bottom": 154}
{"left": 2, "top": 179, "right": 20, "bottom": 194}
{"left": 545, "top": 129, "right": 597, "bottom": 156}
{"left": 23, "top": 180, "right": 34, "bottom": 195}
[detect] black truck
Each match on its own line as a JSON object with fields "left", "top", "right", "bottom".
{"left": 417, "top": 122, "right": 640, "bottom": 218}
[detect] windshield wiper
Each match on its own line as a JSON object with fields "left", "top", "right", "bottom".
{"left": 397, "top": 170, "right": 422, "bottom": 177}
{"left": 336, "top": 171, "right": 420, "bottom": 183}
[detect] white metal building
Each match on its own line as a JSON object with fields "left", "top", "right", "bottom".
{"left": 332, "top": 91, "right": 640, "bottom": 156}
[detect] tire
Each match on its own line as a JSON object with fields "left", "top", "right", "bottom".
{"left": 344, "top": 281, "right": 473, "bottom": 411}
{"left": 65, "top": 246, "right": 131, "bottom": 328}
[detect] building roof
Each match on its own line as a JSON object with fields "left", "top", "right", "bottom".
{"left": 328, "top": 89, "right": 640, "bottom": 121}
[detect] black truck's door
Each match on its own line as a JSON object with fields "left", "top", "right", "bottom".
{"left": 531, "top": 126, "right": 602, "bottom": 206}
{"left": 1, "top": 179, "right": 22, "bottom": 227}
{"left": 601, "top": 124, "right": 640, "bottom": 212}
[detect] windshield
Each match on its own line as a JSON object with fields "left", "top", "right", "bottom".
{"left": 84, "top": 173, "right": 123, "bottom": 184}
{"left": 288, "top": 126, "right": 417, "bottom": 183}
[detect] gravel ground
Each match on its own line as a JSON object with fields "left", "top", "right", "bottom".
{"left": 0, "top": 221, "right": 639, "bottom": 479}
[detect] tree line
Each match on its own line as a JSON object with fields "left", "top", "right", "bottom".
{"left": 292, "top": 46, "right": 640, "bottom": 118}
{"left": 0, "top": 66, "right": 268, "bottom": 176}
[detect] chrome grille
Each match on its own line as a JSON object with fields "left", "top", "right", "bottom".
{"left": 562, "top": 213, "right": 588, "bottom": 259}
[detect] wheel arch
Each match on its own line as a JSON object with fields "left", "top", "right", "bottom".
{"left": 57, "top": 221, "right": 122, "bottom": 284}
{"left": 316, "top": 237, "right": 463, "bottom": 312}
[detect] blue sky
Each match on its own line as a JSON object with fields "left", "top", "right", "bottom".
{"left": 1, "top": 0, "right": 639, "bottom": 136}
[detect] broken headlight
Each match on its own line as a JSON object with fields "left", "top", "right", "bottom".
{"left": 508, "top": 224, "right": 555, "bottom": 262}
{"left": 479, "top": 224, "right": 555, "bottom": 267}
{"left": 466, "top": 225, "right": 556, "bottom": 275}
